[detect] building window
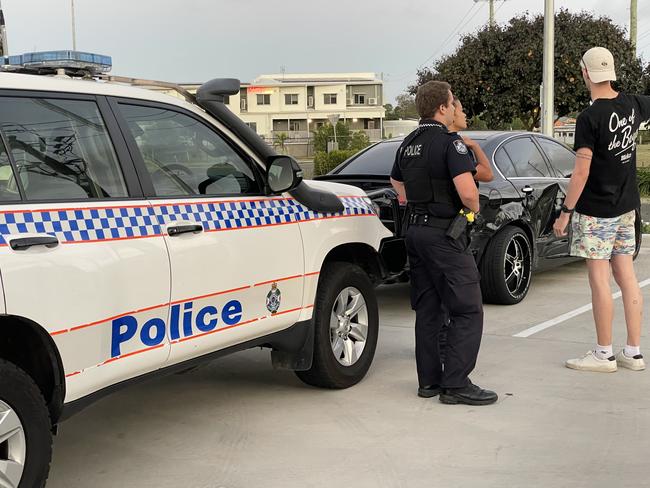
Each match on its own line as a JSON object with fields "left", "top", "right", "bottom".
{"left": 324, "top": 94, "right": 337, "bottom": 105}
{"left": 354, "top": 94, "right": 366, "bottom": 105}
{"left": 284, "top": 94, "right": 299, "bottom": 105}
{"left": 246, "top": 122, "right": 257, "bottom": 133}
{"left": 289, "top": 121, "right": 301, "bottom": 131}
{"left": 257, "top": 94, "right": 271, "bottom": 105}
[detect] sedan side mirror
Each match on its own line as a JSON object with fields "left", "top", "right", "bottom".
{"left": 266, "top": 155, "right": 303, "bottom": 194}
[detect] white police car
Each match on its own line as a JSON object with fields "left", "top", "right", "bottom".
{"left": 0, "top": 58, "right": 397, "bottom": 487}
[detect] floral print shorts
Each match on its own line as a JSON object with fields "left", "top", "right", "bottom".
{"left": 570, "top": 210, "right": 636, "bottom": 259}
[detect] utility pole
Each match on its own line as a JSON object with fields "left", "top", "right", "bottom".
{"left": 71, "top": 0, "right": 77, "bottom": 51}
{"left": 541, "top": 0, "right": 555, "bottom": 136}
{"left": 474, "top": 0, "right": 495, "bottom": 28}
{"left": 0, "top": 0, "right": 8, "bottom": 56}
{"left": 631, "top": 0, "right": 638, "bottom": 56}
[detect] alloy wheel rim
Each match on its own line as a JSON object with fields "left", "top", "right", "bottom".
{"left": 0, "top": 400, "right": 26, "bottom": 488}
{"left": 329, "top": 286, "right": 369, "bottom": 366}
{"left": 504, "top": 234, "right": 531, "bottom": 298}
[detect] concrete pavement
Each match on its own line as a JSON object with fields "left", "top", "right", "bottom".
{"left": 47, "top": 243, "right": 650, "bottom": 488}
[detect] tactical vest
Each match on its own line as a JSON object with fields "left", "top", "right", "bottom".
{"left": 397, "top": 124, "right": 462, "bottom": 214}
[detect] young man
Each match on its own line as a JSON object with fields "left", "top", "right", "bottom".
{"left": 553, "top": 47, "right": 649, "bottom": 372}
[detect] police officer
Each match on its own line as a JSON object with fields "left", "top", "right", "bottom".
{"left": 390, "top": 81, "right": 497, "bottom": 406}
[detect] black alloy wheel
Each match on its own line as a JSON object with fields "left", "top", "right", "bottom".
{"left": 480, "top": 226, "right": 533, "bottom": 305}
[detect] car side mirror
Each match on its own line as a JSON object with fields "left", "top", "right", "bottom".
{"left": 266, "top": 155, "right": 303, "bottom": 194}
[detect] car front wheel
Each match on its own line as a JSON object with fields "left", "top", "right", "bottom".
{"left": 480, "top": 226, "right": 533, "bottom": 305}
{"left": 0, "top": 359, "right": 52, "bottom": 488}
{"left": 296, "top": 262, "right": 379, "bottom": 389}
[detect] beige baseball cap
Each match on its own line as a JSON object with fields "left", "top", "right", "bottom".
{"left": 580, "top": 47, "right": 617, "bottom": 83}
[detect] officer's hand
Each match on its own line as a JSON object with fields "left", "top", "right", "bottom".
{"left": 461, "top": 136, "right": 477, "bottom": 148}
{"left": 553, "top": 213, "right": 570, "bottom": 237}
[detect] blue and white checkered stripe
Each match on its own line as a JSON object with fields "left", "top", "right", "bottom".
{"left": 0, "top": 206, "right": 162, "bottom": 245}
{"left": 0, "top": 197, "right": 374, "bottom": 246}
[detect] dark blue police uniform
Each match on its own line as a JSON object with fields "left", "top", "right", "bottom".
{"left": 391, "top": 119, "right": 490, "bottom": 401}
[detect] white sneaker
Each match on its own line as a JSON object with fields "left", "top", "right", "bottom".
{"left": 565, "top": 350, "right": 617, "bottom": 372}
{"left": 615, "top": 350, "right": 646, "bottom": 371}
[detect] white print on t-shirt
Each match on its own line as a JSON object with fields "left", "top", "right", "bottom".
{"left": 608, "top": 109, "right": 638, "bottom": 162}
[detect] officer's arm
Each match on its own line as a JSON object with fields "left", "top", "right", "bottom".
{"left": 463, "top": 138, "right": 493, "bottom": 182}
{"left": 453, "top": 172, "right": 479, "bottom": 213}
{"left": 390, "top": 177, "right": 407, "bottom": 204}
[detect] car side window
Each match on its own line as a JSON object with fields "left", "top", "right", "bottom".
{"left": 538, "top": 138, "right": 575, "bottom": 177}
{"left": 118, "top": 104, "right": 261, "bottom": 197}
{"left": 503, "top": 137, "right": 553, "bottom": 177}
{"left": 494, "top": 147, "right": 517, "bottom": 178}
{"left": 0, "top": 138, "right": 20, "bottom": 202}
{"left": 0, "top": 97, "right": 128, "bottom": 200}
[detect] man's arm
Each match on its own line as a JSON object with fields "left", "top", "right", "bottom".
{"left": 463, "top": 137, "right": 493, "bottom": 182}
{"left": 390, "top": 177, "right": 407, "bottom": 204}
{"left": 552, "top": 148, "right": 592, "bottom": 237}
{"left": 452, "top": 172, "right": 479, "bottom": 213}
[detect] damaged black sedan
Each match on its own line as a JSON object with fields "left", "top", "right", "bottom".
{"left": 317, "top": 131, "right": 640, "bottom": 305}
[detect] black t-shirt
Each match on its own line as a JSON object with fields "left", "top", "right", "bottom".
{"left": 573, "top": 93, "right": 650, "bottom": 217}
{"left": 390, "top": 120, "right": 475, "bottom": 218}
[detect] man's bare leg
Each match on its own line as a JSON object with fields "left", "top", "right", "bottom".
{"left": 587, "top": 259, "right": 614, "bottom": 346}
{"left": 611, "top": 254, "right": 642, "bottom": 347}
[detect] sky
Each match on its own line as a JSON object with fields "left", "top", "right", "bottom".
{"left": 2, "top": 0, "right": 649, "bottom": 103}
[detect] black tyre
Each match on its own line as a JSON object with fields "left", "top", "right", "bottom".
{"left": 296, "top": 262, "right": 379, "bottom": 389}
{"left": 480, "top": 226, "right": 533, "bottom": 305}
{"left": 0, "top": 359, "right": 52, "bottom": 488}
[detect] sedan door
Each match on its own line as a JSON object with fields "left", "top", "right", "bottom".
{"left": 495, "top": 136, "right": 568, "bottom": 261}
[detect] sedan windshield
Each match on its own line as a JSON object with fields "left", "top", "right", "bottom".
{"left": 336, "top": 141, "right": 402, "bottom": 175}
{"left": 337, "top": 137, "right": 488, "bottom": 176}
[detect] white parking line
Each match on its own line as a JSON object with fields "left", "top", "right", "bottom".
{"left": 513, "top": 278, "right": 650, "bottom": 338}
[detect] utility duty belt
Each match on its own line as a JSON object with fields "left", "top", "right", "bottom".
{"left": 408, "top": 213, "right": 453, "bottom": 229}
{"left": 409, "top": 209, "right": 475, "bottom": 239}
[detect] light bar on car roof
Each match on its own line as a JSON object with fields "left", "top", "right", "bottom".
{"left": 1, "top": 50, "right": 112, "bottom": 75}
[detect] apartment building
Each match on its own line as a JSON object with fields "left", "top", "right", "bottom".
{"left": 157, "top": 73, "right": 384, "bottom": 142}
{"left": 223, "top": 72, "right": 385, "bottom": 142}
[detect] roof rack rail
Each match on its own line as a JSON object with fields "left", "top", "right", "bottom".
{"left": 97, "top": 75, "right": 197, "bottom": 104}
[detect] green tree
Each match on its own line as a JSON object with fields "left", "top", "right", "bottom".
{"left": 273, "top": 132, "right": 289, "bottom": 154}
{"left": 312, "top": 122, "right": 352, "bottom": 152}
{"left": 393, "top": 94, "right": 418, "bottom": 119}
{"left": 349, "top": 131, "right": 371, "bottom": 152}
{"left": 412, "top": 9, "right": 647, "bottom": 131}
{"left": 384, "top": 103, "right": 397, "bottom": 120}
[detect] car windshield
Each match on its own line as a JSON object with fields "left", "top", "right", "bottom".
{"left": 336, "top": 141, "right": 402, "bottom": 175}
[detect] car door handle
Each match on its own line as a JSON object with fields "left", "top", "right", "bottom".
{"left": 521, "top": 185, "right": 534, "bottom": 195}
{"left": 167, "top": 224, "right": 204, "bottom": 236}
{"left": 9, "top": 235, "right": 59, "bottom": 251}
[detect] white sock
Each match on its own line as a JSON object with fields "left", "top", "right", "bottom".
{"left": 624, "top": 345, "right": 641, "bottom": 358}
{"left": 594, "top": 344, "right": 613, "bottom": 360}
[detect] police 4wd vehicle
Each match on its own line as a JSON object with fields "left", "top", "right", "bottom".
{"left": 0, "top": 53, "right": 396, "bottom": 487}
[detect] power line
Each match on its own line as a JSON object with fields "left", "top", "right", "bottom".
{"left": 494, "top": 0, "right": 507, "bottom": 16}
{"left": 383, "top": 3, "right": 480, "bottom": 84}
{"left": 417, "top": 1, "right": 486, "bottom": 71}
{"left": 637, "top": 27, "right": 650, "bottom": 42}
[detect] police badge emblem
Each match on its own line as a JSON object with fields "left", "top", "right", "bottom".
{"left": 453, "top": 139, "right": 468, "bottom": 154}
{"left": 266, "top": 282, "right": 281, "bottom": 314}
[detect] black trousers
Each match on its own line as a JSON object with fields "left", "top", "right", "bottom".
{"left": 406, "top": 224, "right": 484, "bottom": 389}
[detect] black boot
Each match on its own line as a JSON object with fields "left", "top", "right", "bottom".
{"left": 417, "top": 385, "right": 441, "bottom": 398}
{"left": 439, "top": 382, "right": 497, "bottom": 405}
